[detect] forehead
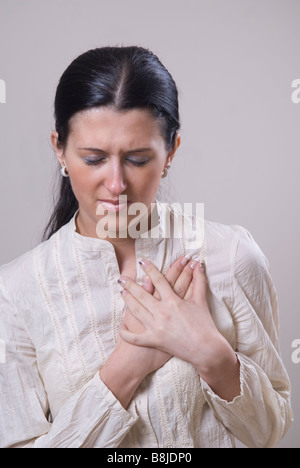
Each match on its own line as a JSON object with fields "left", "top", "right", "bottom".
{"left": 68, "top": 106, "right": 164, "bottom": 150}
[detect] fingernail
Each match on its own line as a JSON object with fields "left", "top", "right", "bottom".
{"left": 138, "top": 257, "right": 149, "bottom": 267}
{"left": 200, "top": 262, "right": 205, "bottom": 271}
{"left": 190, "top": 261, "right": 197, "bottom": 269}
{"left": 117, "top": 277, "right": 127, "bottom": 285}
{"left": 181, "top": 256, "right": 189, "bottom": 266}
{"left": 120, "top": 289, "right": 128, "bottom": 297}
{"left": 143, "top": 274, "right": 151, "bottom": 283}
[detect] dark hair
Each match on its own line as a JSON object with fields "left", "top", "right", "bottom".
{"left": 43, "top": 46, "right": 180, "bottom": 240}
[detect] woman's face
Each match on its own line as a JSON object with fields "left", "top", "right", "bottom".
{"left": 51, "top": 106, "right": 180, "bottom": 239}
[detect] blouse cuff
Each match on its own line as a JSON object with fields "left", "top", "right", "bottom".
{"left": 200, "top": 353, "right": 246, "bottom": 407}
{"left": 93, "top": 372, "right": 139, "bottom": 423}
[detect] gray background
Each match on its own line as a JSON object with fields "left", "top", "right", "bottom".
{"left": 0, "top": 0, "right": 299, "bottom": 448}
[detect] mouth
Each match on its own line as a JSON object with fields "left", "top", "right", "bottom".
{"left": 97, "top": 199, "right": 132, "bottom": 213}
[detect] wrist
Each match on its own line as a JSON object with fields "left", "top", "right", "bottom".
{"left": 193, "top": 334, "right": 241, "bottom": 402}
{"left": 100, "top": 345, "right": 146, "bottom": 409}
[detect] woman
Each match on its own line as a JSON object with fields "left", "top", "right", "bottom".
{"left": 0, "top": 46, "right": 293, "bottom": 448}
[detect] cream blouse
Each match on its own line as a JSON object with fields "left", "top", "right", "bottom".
{"left": 0, "top": 201, "right": 293, "bottom": 448}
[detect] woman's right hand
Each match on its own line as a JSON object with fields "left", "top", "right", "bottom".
{"left": 123, "top": 254, "right": 197, "bottom": 368}
{"left": 100, "top": 255, "right": 197, "bottom": 408}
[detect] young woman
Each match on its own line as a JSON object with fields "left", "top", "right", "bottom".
{"left": 0, "top": 46, "right": 293, "bottom": 448}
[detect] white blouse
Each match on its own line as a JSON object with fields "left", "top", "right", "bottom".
{"left": 0, "top": 201, "right": 293, "bottom": 448}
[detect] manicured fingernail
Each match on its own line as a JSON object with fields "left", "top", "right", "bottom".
{"left": 120, "top": 289, "right": 128, "bottom": 297}
{"left": 143, "top": 274, "right": 151, "bottom": 283}
{"left": 138, "top": 257, "right": 149, "bottom": 267}
{"left": 200, "top": 262, "right": 205, "bottom": 271}
{"left": 181, "top": 256, "right": 189, "bottom": 266}
{"left": 190, "top": 261, "right": 197, "bottom": 269}
{"left": 117, "top": 277, "right": 127, "bottom": 285}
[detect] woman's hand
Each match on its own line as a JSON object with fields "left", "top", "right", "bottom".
{"left": 118, "top": 258, "right": 213, "bottom": 366}
{"left": 100, "top": 255, "right": 197, "bottom": 408}
{"left": 121, "top": 255, "right": 198, "bottom": 371}
{"left": 119, "top": 258, "right": 241, "bottom": 402}
{"left": 141, "top": 254, "right": 196, "bottom": 301}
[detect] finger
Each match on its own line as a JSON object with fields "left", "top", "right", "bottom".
{"left": 173, "top": 259, "right": 198, "bottom": 299}
{"left": 191, "top": 262, "right": 208, "bottom": 304}
{"left": 142, "top": 274, "right": 155, "bottom": 295}
{"left": 164, "top": 255, "right": 191, "bottom": 289}
{"left": 120, "top": 288, "right": 153, "bottom": 326}
{"left": 151, "top": 255, "right": 195, "bottom": 301}
{"left": 118, "top": 276, "right": 157, "bottom": 310}
{"left": 183, "top": 278, "right": 194, "bottom": 301}
{"left": 137, "top": 258, "right": 174, "bottom": 301}
{"left": 123, "top": 308, "right": 146, "bottom": 333}
{"left": 149, "top": 256, "right": 189, "bottom": 301}
{"left": 119, "top": 324, "right": 152, "bottom": 347}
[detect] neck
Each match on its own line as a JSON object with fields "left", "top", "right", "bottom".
{"left": 75, "top": 200, "right": 160, "bottom": 250}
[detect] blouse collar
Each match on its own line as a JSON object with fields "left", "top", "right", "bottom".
{"left": 67, "top": 199, "right": 166, "bottom": 254}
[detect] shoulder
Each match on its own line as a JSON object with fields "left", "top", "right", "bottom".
{"left": 205, "top": 220, "right": 267, "bottom": 268}
{"left": 229, "top": 224, "right": 270, "bottom": 281}
{"left": 0, "top": 240, "right": 48, "bottom": 295}
{"left": 0, "top": 222, "right": 71, "bottom": 294}
{"left": 204, "top": 219, "right": 242, "bottom": 249}
{"left": 162, "top": 201, "right": 266, "bottom": 273}
{"left": 203, "top": 220, "right": 270, "bottom": 290}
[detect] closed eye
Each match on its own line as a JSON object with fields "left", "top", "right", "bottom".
{"left": 83, "top": 157, "right": 105, "bottom": 166}
{"left": 83, "top": 157, "right": 149, "bottom": 167}
{"left": 128, "top": 159, "right": 149, "bottom": 167}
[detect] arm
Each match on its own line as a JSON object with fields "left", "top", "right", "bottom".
{"left": 118, "top": 238, "right": 293, "bottom": 448}
{"left": 100, "top": 255, "right": 197, "bottom": 408}
{"left": 0, "top": 255, "right": 194, "bottom": 447}
{"left": 119, "top": 259, "right": 241, "bottom": 401}
{"left": 200, "top": 226, "right": 293, "bottom": 448}
{"left": 99, "top": 335, "right": 169, "bottom": 409}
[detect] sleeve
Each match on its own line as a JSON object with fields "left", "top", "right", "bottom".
{"left": 200, "top": 225, "right": 293, "bottom": 448}
{"left": 0, "top": 275, "right": 138, "bottom": 448}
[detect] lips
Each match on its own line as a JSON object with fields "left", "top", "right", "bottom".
{"left": 97, "top": 199, "right": 131, "bottom": 213}
{"left": 99, "top": 199, "right": 128, "bottom": 205}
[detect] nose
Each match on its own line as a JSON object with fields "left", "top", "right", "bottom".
{"left": 103, "top": 161, "right": 128, "bottom": 195}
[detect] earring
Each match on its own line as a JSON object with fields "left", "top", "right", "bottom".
{"left": 161, "top": 167, "right": 168, "bottom": 178}
{"left": 161, "top": 164, "right": 171, "bottom": 178}
{"left": 61, "top": 166, "right": 69, "bottom": 178}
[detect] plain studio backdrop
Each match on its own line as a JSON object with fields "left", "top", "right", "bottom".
{"left": 0, "top": 0, "right": 299, "bottom": 448}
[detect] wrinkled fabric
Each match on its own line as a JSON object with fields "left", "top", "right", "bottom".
{"left": 0, "top": 201, "right": 293, "bottom": 448}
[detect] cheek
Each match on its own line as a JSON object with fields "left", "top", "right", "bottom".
{"left": 135, "top": 167, "right": 162, "bottom": 196}
{"left": 68, "top": 166, "right": 98, "bottom": 198}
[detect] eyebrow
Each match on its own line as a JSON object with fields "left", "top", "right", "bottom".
{"left": 77, "top": 147, "right": 153, "bottom": 154}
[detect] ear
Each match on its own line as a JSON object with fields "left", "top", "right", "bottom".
{"left": 167, "top": 133, "right": 181, "bottom": 165}
{"left": 51, "top": 130, "right": 65, "bottom": 167}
